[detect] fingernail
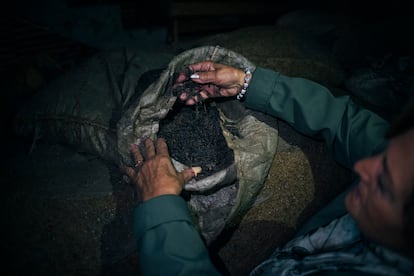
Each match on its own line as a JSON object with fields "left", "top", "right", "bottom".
{"left": 191, "top": 166, "right": 202, "bottom": 177}
{"left": 190, "top": 74, "right": 199, "bottom": 79}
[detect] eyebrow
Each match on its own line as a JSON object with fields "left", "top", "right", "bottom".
{"left": 382, "top": 155, "right": 395, "bottom": 201}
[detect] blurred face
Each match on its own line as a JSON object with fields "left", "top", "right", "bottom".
{"left": 345, "top": 129, "right": 414, "bottom": 251}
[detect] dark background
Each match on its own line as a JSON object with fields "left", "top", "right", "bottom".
{"left": 1, "top": 0, "right": 412, "bottom": 275}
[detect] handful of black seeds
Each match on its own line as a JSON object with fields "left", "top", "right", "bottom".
{"left": 172, "top": 68, "right": 203, "bottom": 102}
{"left": 171, "top": 68, "right": 222, "bottom": 103}
{"left": 158, "top": 101, "right": 235, "bottom": 180}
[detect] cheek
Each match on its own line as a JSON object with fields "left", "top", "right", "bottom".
{"left": 355, "top": 203, "right": 379, "bottom": 232}
{"left": 353, "top": 205, "right": 387, "bottom": 245}
{"left": 354, "top": 200, "right": 403, "bottom": 243}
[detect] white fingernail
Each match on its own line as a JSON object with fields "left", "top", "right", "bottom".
{"left": 191, "top": 166, "right": 202, "bottom": 176}
{"left": 190, "top": 74, "right": 199, "bottom": 79}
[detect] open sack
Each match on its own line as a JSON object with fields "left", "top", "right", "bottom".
{"left": 15, "top": 45, "right": 279, "bottom": 244}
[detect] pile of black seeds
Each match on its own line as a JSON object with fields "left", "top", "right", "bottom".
{"left": 158, "top": 102, "right": 234, "bottom": 180}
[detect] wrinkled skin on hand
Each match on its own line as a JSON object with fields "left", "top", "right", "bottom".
{"left": 174, "top": 61, "right": 247, "bottom": 105}
{"left": 120, "top": 138, "right": 195, "bottom": 202}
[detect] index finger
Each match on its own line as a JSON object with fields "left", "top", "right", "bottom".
{"left": 156, "top": 138, "right": 170, "bottom": 156}
{"left": 174, "top": 72, "right": 188, "bottom": 83}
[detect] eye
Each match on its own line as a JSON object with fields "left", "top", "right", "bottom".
{"left": 377, "top": 173, "right": 386, "bottom": 193}
{"left": 375, "top": 154, "right": 395, "bottom": 201}
{"left": 377, "top": 172, "right": 393, "bottom": 200}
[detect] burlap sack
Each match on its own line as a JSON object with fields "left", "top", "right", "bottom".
{"left": 14, "top": 45, "right": 279, "bottom": 244}
{"left": 14, "top": 48, "right": 173, "bottom": 162}
{"left": 117, "top": 45, "right": 279, "bottom": 243}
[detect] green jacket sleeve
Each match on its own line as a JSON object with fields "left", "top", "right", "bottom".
{"left": 133, "top": 68, "right": 389, "bottom": 275}
{"left": 245, "top": 67, "right": 389, "bottom": 169}
{"left": 133, "top": 195, "right": 221, "bottom": 275}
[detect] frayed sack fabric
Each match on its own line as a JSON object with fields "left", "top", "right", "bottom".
{"left": 14, "top": 48, "right": 173, "bottom": 161}
{"left": 15, "top": 45, "right": 279, "bottom": 244}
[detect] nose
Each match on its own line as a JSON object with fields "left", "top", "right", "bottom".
{"left": 353, "top": 154, "right": 382, "bottom": 187}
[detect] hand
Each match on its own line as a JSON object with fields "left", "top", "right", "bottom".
{"left": 174, "top": 61, "right": 247, "bottom": 105}
{"left": 120, "top": 138, "right": 195, "bottom": 202}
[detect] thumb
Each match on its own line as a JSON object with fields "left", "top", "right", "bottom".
{"left": 191, "top": 71, "right": 216, "bottom": 84}
{"left": 179, "top": 167, "right": 202, "bottom": 183}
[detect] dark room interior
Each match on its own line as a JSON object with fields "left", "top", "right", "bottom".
{"left": 2, "top": 0, "right": 413, "bottom": 275}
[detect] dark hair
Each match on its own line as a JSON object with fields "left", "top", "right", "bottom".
{"left": 386, "top": 103, "right": 414, "bottom": 257}
{"left": 386, "top": 102, "right": 414, "bottom": 139}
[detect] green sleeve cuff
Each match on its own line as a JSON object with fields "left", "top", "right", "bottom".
{"left": 245, "top": 67, "right": 281, "bottom": 111}
{"left": 133, "top": 195, "right": 193, "bottom": 242}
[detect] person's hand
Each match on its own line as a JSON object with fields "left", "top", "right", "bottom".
{"left": 174, "top": 61, "right": 248, "bottom": 105}
{"left": 120, "top": 138, "right": 196, "bottom": 202}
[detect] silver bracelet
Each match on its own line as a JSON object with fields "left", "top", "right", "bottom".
{"left": 236, "top": 68, "right": 251, "bottom": 101}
